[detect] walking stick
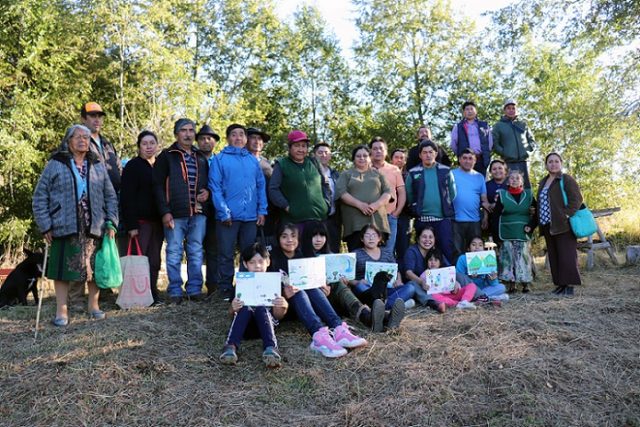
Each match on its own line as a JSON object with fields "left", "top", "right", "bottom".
{"left": 34, "top": 243, "right": 50, "bottom": 342}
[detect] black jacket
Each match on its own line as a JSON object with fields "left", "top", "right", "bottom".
{"left": 120, "top": 156, "right": 161, "bottom": 230}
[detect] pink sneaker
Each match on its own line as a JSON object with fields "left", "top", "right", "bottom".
{"left": 333, "top": 322, "right": 367, "bottom": 349}
{"left": 310, "top": 327, "right": 347, "bottom": 358}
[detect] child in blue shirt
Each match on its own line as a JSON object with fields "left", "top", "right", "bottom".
{"left": 456, "top": 236, "right": 509, "bottom": 301}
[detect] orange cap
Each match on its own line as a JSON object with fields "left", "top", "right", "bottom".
{"left": 81, "top": 102, "right": 106, "bottom": 116}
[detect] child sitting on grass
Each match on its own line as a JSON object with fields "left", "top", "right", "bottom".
{"left": 219, "top": 243, "right": 289, "bottom": 368}
{"left": 424, "top": 248, "right": 478, "bottom": 311}
{"left": 456, "top": 236, "right": 509, "bottom": 302}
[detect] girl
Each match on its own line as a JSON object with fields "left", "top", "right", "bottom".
{"left": 348, "top": 225, "right": 415, "bottom": 311}
{"left": 269, "top": 223, "right": 367, "bottom": 358}
{"left": 301, "top": 221, "right": 403, "bottom": 332}
{"left": 219, "top": 243, "right": 288, "bottom": 368}
{"left": 494, "top": 170, "right": 537, "bottom": 293}
{"left": 426, "top": 248, "right": 478, "bottom": 310}
{"left": 456, "top": 237, "right": 509, "bottom": 300}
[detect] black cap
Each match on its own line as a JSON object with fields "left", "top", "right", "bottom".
{"left": 246, "top": 127, "right": 271, "bottom": 143}
{"left": 196, "top": 124, "right": 220, "bottom": 142}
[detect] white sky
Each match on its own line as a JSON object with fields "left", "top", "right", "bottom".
{"left": 275, "top": 0, "right": 514, "bottom": 58}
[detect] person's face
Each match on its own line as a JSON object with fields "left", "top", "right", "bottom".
{"left": 247, "top": 134, "right": 264, "bottom": 154}
{"left": 417, "top": 127, "right": 431, "bottom": 141}
{"left": 361, "top": 228, "right": 381, "bottom": 249}
{"left": 508, "top": 173, "right": 523, "bottom": 189}
{"left": 391, "top": 151, "right": 406, "bottom": 169}
{"left": 139, "top": 135, "right": 158, "bottom": 160}
{"left": 228, "top": 128, "right": 247, "bottom": 148}
{"left": 427, "top": 256, "right": 441, "bottom": 270}
{"left": 81, "top": 113, "right": 104, "bottom": 134}
{"left": 289, "top": 141, "right": 308, "bottom": 163}
{"left": 279, "top": 228, "right": 298, "bottom": 254}
{"left": 418, "top": 229, "right": 435, "bottom": 251}
{"left": 312, "top": 233, "right": 327, "bottom": 251}
{"left": 68, "top": 129, "right": 91, "bottom": 155}
{"left": 546, "top": 154, "right": 563, "bottom": 174}
{"left": 463, "top": 105, "right": 477, "bottom": 121}
{"left": 469, "top": 238, "right": 484, "bottom": 252}
{"left": 504, "top": 104, "right": 517, "bottom": 119}
{"left": 490, "top": 162, "right": 506, "bottom": 181}
{"left": 243, "top": 253, "right": 270, "bottom": 273}
{"left": 176, "top": 124, "right": 195, "bottom": 148}
{"left": 354, "top": 148, "right": 371, "bottom": 169}
{"left": 459, "top": 153, "right": 476, "bottom": 171}
{"left": 197, "top": 135, "right": 216, "bottom": 153}
{"left": 419, "top": 146, "right": 437, "bottom": 167}
{"left": 314, "top": 146, "right": 332, "bottom": 167}
{"left": 370, "top": 141, "right": 387, "bottom": 162}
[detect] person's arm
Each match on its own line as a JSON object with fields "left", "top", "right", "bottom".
{"left": 102, "top": 166, "right": 119, "bottom": 230}
{"left": 393, "top": 183, "right": 406, "bottom": 217}
{"left": 487, "top": 125, "right": 494, "bottom": 151}
{"left": 209, "top": 156, "right": 231, "bottom": 221}
{"left": 450, "top": 124, "right": 458, "bottom": 153}
{"left": 255, "top": 160, "right": 267, "bottom": 224}
{"left": 32, "top": 163, "right": 54, "bottom": 236}
{"left": 369, "top": 170, "right": 392, "bottom": 211}
{"left": 525, "top": 125, "right": 536, "bottom": 152}
{"left": 120, "top": 161, "right": 139, "bottom": 232}
{"left": 405, "top": 172, "right": 414, "bottom": 206}
{"left": 525, "top": 197, "right": 538, "bottom": 233}
{"left": 337, "top": 171, "right": 371, "bottom": 214}
{"left": 267, "top": 162, "right": 289, "bottom": 211}
{"left": 562, "top": 175, "right": 583, "bottom": 217}
{"left": 152, "top": 152, "right": 171, "bottom": 217}
{"left": 448, "top": 171, "right": 457, "bottom": 201}
{"left": 480, "top": 179, "right": 491, "bottom": 212}
{"left": 492, "top": 124, "right": 503, "bottom": 156}
{"left": 271, "top": 296, "right": 288, "bottom": 320}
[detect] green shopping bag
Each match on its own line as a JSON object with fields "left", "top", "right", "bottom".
{"left": 95, "top": 232, "right": 123, "bottom": 289}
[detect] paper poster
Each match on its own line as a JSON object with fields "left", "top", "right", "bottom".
{"left": 465, "top": 250, "right": 498, "bottom": 276}
{"left": 234, "top": 272, "right": 281, "bottom": 306}
{"left": 420, "top": 266, "right": 456, "bottom": 294}
{"left": 365, "top": 262, "right": 398, "bottom": 288}
{"left": 320, "top": 253, "right": 356, "bottom": 282}
{"left": 288, "top": 257, "right": 326, "bottom": 290}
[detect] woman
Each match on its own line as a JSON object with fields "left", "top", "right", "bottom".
{"left": 336, "top": 145, "right": 391, "bottom": 251}
{"left": 120, "top": 130, "right": 163, "bottom": 304}
{"left": 494, "top": 170, "right": 537, "bottom": 293}
{"left": 483, "top": 159, "right": 508, "bottom": 243}
{"left": 348, "top": 225, "right": 415, "bottom": 310}
{"left": 537, "top": 153, "right": 583, "bottom": 296}
{"left": 33, "top": 124, "right": 118, "bottom": 326}
{"left": 403, "top": 227, "right": 445, "bottom": 310}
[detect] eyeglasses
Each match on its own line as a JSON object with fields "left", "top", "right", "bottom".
{"left": 363, "top": 233, "right": 379, "bottom": 238}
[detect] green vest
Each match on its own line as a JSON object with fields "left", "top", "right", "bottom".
{"left": 277, "top": 156, "right": 328, "bottom": 223}
{"left": 498, "top": 188, "right": 532, "bottom": 241}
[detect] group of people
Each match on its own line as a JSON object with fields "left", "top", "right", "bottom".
{"left": 31, "top": 99, "right": 585, "bottom": 367}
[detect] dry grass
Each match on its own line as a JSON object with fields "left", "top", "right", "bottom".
{"left": 1, "top": 258, "right": 639, "bottom": 427}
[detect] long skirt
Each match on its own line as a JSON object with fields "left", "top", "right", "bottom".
{"left": 498, "top": 240, "right": 533, "bottom": 283}
{"left": 47, "top": 232, "right": 98, "bottom": 282}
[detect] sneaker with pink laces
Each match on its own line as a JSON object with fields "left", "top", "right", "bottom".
{"left": 309, "top": 326, "right": 347, "bottom": 358}
{"left": 333, "top": 322, "right": 368, "bottom": 349}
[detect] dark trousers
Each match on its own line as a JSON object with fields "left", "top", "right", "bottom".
{"left": 225, "top": 306, "right": 277, "bottom": 349}
{"left": 453, "top": 221, "right": 482, "bottom": 260}
{"left": 216, "top": 220, "right": 257, "bottom": 292}
{"left": 414, "top": 218, "right": 455, "bottom": 264}
{"left": 203, "top": 217, "right": 219, "bottom": 294}
{"left": 473, "top": 153, "right": 489, "bottom": 178}
{"left": 506, "top": 161, "right": 531, "bottom": 189}
{"left": 136, "top": 221, "right": 164, "bottom": 302}
{"left": 326, "top": 214, "right": 342, "bottom": 254}
{"left": 541, "top": 225, "right": 582, "bottom": 287}
{"left": 395, "top": 213, "right": 411, "bottom": 267}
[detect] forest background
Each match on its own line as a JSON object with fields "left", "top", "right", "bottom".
{"left": 0, "top": 0, "right": 638, "bottom": 257}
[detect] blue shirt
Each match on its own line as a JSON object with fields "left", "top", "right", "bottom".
{"left": 452, "top": 168, "right": 486, "bottom": 222}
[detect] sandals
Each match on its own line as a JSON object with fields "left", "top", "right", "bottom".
{"left": 89, "top": 310, "right": 106, "bottom": 320}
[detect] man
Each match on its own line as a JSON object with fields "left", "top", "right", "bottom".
{"left": 406, "top": 124, "right": 452, "bottom": 170}
{"left": 313, "top": 141, "right": 341, "bottom": 253}
{"left": 153, "top": 118, "right": 210, "bottom": 303}
{"left": 450, "top": 100, "right": 493, "bottom": 177}
{"left": 196, "top": 124, "right": 221, "bottom": 296}
{"left": 210, "top": 124, "right": 267, "bottom": 301}
{"left": 247, "top": 127, "right": 273, "bottom": 179}
{"left": 405, "top": 140, "right": 456, "bottom": 262}
{"left": 390, "top": 148, "right": 411, "bottom": 262}
{"left": 370, "top": 137, "right": 406, "bottom": 252}
{"left": 451, "top": 148, "right": 491, "bottom": 258}
{"left": 492, "top": 99, "right": 536, "bottom": 188}
{"left": 269, "top": 130, "right": 329, "bottom": 232}
{"left": 80, "top": 102, "right": 121, "bottom": 192}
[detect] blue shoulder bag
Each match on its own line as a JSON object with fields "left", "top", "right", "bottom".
{"left": 559, "top": 176, "right": 597, "bottom": 238}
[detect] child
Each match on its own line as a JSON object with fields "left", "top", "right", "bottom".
{"left": 301, "top": 221, "right": 403, "bottom": 332}
{"left": 270, "top": 223, "right": 367, "bottom": 358}
{"left": 456, "top": 237, "right": 509, "bottom": 301}
{"left": 219, "top": 243, "right": 288, "bottom": 368}
{"left": 425, "top": 248, "right": 478, "bottom": 310}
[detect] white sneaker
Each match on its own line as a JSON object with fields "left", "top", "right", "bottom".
{"left": 456, "top": 300, "right": 476, "bottom": 310}
{"left": 404, "top": 299, "right": 416, "bottom": 309}
{"left": 490, "top": 293, "right": 510, "bottom": 302}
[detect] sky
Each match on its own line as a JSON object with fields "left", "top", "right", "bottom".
{"left": 275, "top": 0, "right": 514, "bottom": 59}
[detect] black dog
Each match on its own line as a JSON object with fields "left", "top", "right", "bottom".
{"left": 368, "top": 271, "right": 393, "bottom": 304}
{"left": 0, "top": 249, "right": 44, "bottom": 308}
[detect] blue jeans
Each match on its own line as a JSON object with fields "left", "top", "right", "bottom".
{"left": 216, "top": 220, "right": 257, "bottom": 292}
{"left": 383, "top": 214, "right": 398, "bottom": 253}
{"left": 471, "top": 276, "right": 506, "bottom": 297}
{"left": 164, "top": 214, "right": 207, "bottom": 297}
{"left": 289, "top": 288, "right": 342, "bottom": 335}
{"left": 353, "top": 282, "right": 416, "bottom": 310}
{"left": 225, "top": 306, "right": 277, "bottom": 349}
{"left": 409, "top": 281, "right": 435, "bottom": 306}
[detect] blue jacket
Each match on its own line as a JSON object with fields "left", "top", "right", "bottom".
{"left": 209, "top": 146, "right": 267, "bottom": 221}
{"left": 407, "top": 163, "right": 456, "bottom": 219}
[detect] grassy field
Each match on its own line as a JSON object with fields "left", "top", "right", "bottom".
{"left": 1, "top": 256, "right": 639, "bottom": 427}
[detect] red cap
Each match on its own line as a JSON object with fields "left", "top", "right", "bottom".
{"left": 287, "top": 130, "right": 309, "bottom": 144}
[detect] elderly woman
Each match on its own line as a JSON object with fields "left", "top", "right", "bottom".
{"left": 120, "top": 130, "right": 163, "bottom": 304}
{"left": 33, "top": 124, "right": 118, "bottom": 326}
{"left": 336, "top": 145, "right": 391, "bottom": 251}
{"left": 537, "top": 152, "right": 583, "bottom": 296}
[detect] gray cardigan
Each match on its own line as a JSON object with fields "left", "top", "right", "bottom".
{"left": 32, "top": 151, "right": 118, "bottom": 238}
